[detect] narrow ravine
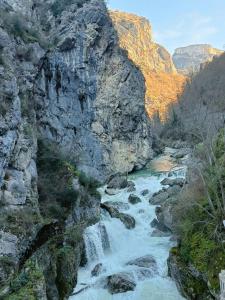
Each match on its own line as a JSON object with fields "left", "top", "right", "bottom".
{"left": 70, "top": 148, "right": 187, "bottom": 300}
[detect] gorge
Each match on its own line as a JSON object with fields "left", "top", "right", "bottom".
{"left": 0, "top": 0, "right": 225, "bottom": 300}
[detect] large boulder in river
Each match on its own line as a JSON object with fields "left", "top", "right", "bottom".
{"left": 101, "top": 203, "right": 135, "bottom": 229}
{"left": 105, "top": 188, "right": 120, "bottom": 195}
{"left": 126, "top": 255, "right": 157, "bottom": 271}
{"left": 149, "top": 185, "right": 181, "bottom": 205}
{"left": 160, "top": 177, "right": 185, "bottom": 187}
{"left": 128, "top": 194, "right": 142, "bottom": 205}
{"left": 107, "top": 174, "right": 128, "bottom": 189}
{"left": 107, "top": 272, "right": 136, "bottom": 294}
{"left": 103, "top": 201, "right": 130, "bottom": 211}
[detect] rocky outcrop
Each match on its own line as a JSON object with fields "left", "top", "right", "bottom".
{"left": 34, "top": 5, "right": 152, "bottom": 181}
{"left": 101, "top": 203, "right": 135, "bottom": 229}
{"left": 110, "top": 10, "right": 186, "bottom": 119}
{"left": 107, "top": 272, "right": 136, "bottom": 294}
{"left": 0, "top": 0, "right": 152, "bottom": 298}
{"left": 173, "top": 44, "right": 223, "bottom": 75}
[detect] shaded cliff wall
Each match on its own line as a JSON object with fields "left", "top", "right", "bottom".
{"left": 0, "top": 0, "right": 152, "bottom": 298}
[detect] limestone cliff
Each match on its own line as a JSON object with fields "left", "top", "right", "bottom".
{"left": 110, "top": 10, "right": 186, "bottom": 119}
{"left": 0, "top": 0, "right": 152, "bottom": 298}
{"left": 173, "top": 44, "right": 223, "bottom": 75}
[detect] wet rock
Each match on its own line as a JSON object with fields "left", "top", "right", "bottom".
{"left": 127, "top": 186, "right": 136, "bottom": 193}
{"left": 103, "top": 201, "right": 130, "bottom": 211}
{"left": 105, "top": 188, "right": 119, "bottom": 196}
{"left": 127, "top": 181, "right": 135, "bottom": 189}
{"left": 128, "top": 194, "right": 141, "bottom": 205}
{"left": 141, "top": 189, "right": 149, "bottom": 196}
{"left": 107, "top": 272, "right": 136, "bottom": 294}
{"left": 149, "top": 190, "right": 169, "bottom": 205}
{"left": 150, "top": 218, "right": 159, "bottom": 228}
{"left": 155, "top": 201, "right": 175, "bottom": 231}
{"left": 91, "top": 263, "right": 104, "bottom": 277}
{"left": 100, "top": 203, "right": 135, "bottom": 229}
{"left": 118, "top": 213, "right": 136, "bottom": 229}
{"left": 126, "top": 255, "right": 157, "bottom": 271}
{"left": 150, "top": 218, "right": 170, "bottom": 233}
{"left": 151, "top": 229, "right": 171, "bottom": 237}
{"left": 160, "top": 178, "right": 185, "bottom": 187}
{"left": 135, "top": 268, "right": 156, "bottom": 280}
{"left": 150, "top": 185, "right": 181, "bottom": 205}
{"left": 107, "top": 174, "right": 128, "bottom": 190}
{"left": 171, "top": 148, "right": 190, "bottom": 159}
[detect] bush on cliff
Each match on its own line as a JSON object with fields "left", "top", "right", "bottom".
{"left": 37, "top": 140, "right": 79, "bottom": 221}
{"left": 172, "top": 130, "right": 225, "bottom": 296}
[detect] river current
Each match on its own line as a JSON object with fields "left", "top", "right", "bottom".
{"left": 70, "top": 148, "right": 186, "bottom": 300}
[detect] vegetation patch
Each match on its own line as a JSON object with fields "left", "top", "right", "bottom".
{"left": 5, "top": 260, "right": 45, "bottom": 300}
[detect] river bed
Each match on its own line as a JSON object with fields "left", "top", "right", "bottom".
{"left": 70, "top": 148, "right": 187, "bottom": 300}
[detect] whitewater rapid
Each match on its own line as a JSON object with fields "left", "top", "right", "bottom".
{"left": 70, "top": 148, "right": 186, "bottom": 300}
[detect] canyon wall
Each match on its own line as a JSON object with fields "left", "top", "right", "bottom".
{"left": 0, "top": 0, "right": 152, "bottom": 298}
{"left": 173, "top": 44, "right": 223, "bottom": 75}
{"left": 110, "top": 10, "right": 186, "bottom": 120}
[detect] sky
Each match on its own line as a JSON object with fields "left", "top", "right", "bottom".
{"left": 107, "top": 0, "right": 225, "bottom": 54}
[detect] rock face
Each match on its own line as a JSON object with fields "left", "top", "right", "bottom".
{"left": 0, "top": 0, "right": 152, "bottom": 298}
{"left": 110, "top": 10, "right": 186, "bottom": 119}
{"left": 35, "top": 5, "right": 152, "bottom": 181}
{"left": 173, "top": 44, "right": 223, "bottom": 75}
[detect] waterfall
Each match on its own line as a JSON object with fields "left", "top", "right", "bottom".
{"left": 84, "top": 222, "right": 110, "bottom": 264}
{"left": 70, "top": 148, "right": 186, "bottom": 300}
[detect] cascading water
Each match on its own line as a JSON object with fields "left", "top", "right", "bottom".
{"left": 70, "top": 148, "right": 187, "bottom": 300}
{"left": 84, "top": 223, "right": 110, "bottom": 264}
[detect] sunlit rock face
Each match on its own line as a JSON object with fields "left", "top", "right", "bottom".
{"left": 110, "top": 10, "right": 186, "bottom": 120}
{"left": 173, "top": 44, "right": 223, "bottom": 75}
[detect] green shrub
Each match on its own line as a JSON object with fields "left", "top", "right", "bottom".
{"left": 37, "top": 140, "right": 79, "bottom": 221}
{"left": 6, "top": 260, "right": 45, "bottom": 300}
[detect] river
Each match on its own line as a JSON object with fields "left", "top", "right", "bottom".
{"left": 70, "top": 148, "right": 186, "bottom": 300}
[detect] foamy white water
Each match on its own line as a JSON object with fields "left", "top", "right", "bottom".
{"left": 70, "top": 149, "right": 186, "bottom": 300}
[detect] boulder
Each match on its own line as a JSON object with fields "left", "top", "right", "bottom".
{"left": 105, "top": 188, "right": 119, "bottom": 195}
{"left": 126, "top": 255, "right": 157, "bottom": 271}
{"left": 127, "top": 186, "right": 136, "bottom": 193}
{"left": 128, "top": 194, "right": 141, "bottom": 205}
{"left": 118, "top": 213, "right": 136, "bottom": 229}
{"left": 171, "top": 148, "right": 190, "bottom": 159}
{"left": 150, "top": 218, "right": 171, "bottom": 233}
{"left": 151, "top": 229, "right": 171, "bottom": 237}
{"left": 91, "top": 263, "right": 104, "bottom": 277}
{"left": 107, "top": 174, "right": 128, "bottom": 190}
{"left": 135, "top": 268, "right": 155, "bottom": 280}
{"left": 100, "top": 203, "right": 135, "bottom": 229}
{"left": 127, "top": 181, "right": 136, "bottom": 192}
{"left": 149, "top": 190, "right": 169, "bottom": 205}
{"left": 155, "top": 203, "right": 174, "bottom": 231}
{"left": 150, "top": 185, "right": 181, "bottom": 205}
{"left": 107, "top": 272, "right": 136, "bottom": 294}
{"left": 141, "top": 189, "right": 149, "bottom": 196}
{"left": 127, "top": 181, "right": 135, "bottom": 188}
{"left": 160, "top": 178, "right": 185, "bottom": 187}
{"left": 103, "top": 201, "right": 130, "bottom": 211}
